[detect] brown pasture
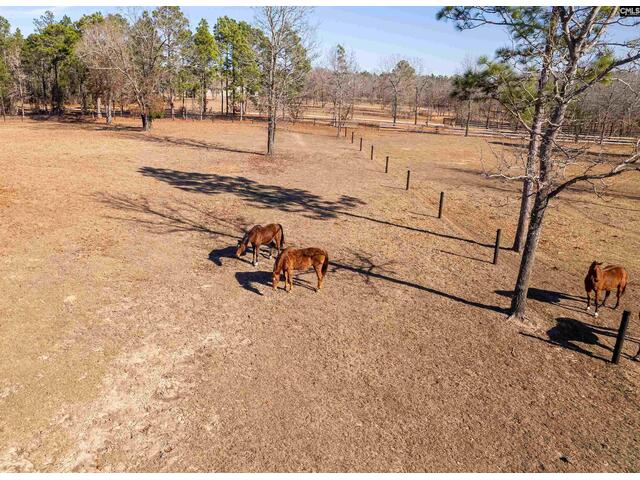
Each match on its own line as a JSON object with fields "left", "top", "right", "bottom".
{"left": 0, "top": 116, "right": 639, "bottom": 472}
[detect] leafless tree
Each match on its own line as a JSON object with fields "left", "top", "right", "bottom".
{"left": 380, "top": 55, "right": 415, "bottom": 124}
{"left": 5, "top": 41, "right": 26, "bottom": 120}
{"left": 410, "top": 58, "right": 429, "bottom": 125}
{"left": 328, "top": 44, "right": 357, "bottom": 136}
{"left": 254, "top": 6, "right": 313, "bottom": 155}
{"left": 78, "top": 10, "right": 166, "bottom": 130}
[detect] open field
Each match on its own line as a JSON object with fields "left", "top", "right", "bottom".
{"left": 1, "top": 116, "right": 639, "bottom": 472}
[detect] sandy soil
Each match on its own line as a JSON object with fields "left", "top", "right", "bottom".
{"left": 0, "top": 116, "right": 639, "bottom": 472}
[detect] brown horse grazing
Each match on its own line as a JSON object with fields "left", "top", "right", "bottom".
{"left": 584, "top": 261, "right": 628, "bottom": 317}
{"left": 272, "top": 247, "right": 329, "bottom": 292}
{"left": 236, "top": 224, "right": 285, "bottom": 267}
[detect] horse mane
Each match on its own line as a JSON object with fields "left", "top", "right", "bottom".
{"left": 278, "top": 224, "right": 285, "bottom": 246}
{"left": 240, "top": 231, "right": 250, "bottom": 245}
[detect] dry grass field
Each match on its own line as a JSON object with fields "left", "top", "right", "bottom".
{"left": 1, "top": 116, "right": 639, "bottom": 472}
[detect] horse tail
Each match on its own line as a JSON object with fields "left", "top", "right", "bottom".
{"left": 321, "top": 252, "right": 329, "bottom": 276}
{"left": 278, "top": 224, "right": 285, "bottom": 247}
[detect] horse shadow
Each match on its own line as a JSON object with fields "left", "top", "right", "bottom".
{"left": 208, "top": 246, "right": 240, "bottom": 266}
{"left": 235, "top": 270, "right": 272, "bottom": 296}
{"left": 521, "top": 317, "right": 613, "bottom": 362}
{"left": 291, "top": 272, "right": 320, "bottom": 291}
{"left": 209, "top": 245, "right": 276, "bottom": 267}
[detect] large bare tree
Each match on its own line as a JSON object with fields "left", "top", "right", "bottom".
{"left": 328, "top": 43, "right": 357, "bottom": 136}
{"left": 254, "top": 6, "right": 313, "bottom": 155}
{"left": 78, "top": 10, "right": 166, "bottom": 130}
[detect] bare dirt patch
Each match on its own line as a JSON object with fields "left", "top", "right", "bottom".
{"left": 1, "top": 117, "right": 639, "bottom": 472}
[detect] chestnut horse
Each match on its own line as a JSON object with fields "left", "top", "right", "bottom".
{"left": 236, "top": 224, "right": 285, "bottom": 266}
{"left": 272, "top": 247, "right": 328, "bottom": 292}
{"left": 584, "top": 261, "right": 628, "bottom": 317}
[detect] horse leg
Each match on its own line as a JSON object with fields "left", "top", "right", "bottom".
{"left": 614, "top": 285, "right": 622, "bottom": 309}
{"left": 252, "top": 243, "right": 258, "bottom": 266}
{"left": 601, "top": 290, "right": 610, "bottom": 308}
{"left": 594, "top": 290, "right": 599, "bottom": 317}
{"left": 286, "top": 267, "right": 293, "bottom": 292}
{"left": 313, "top": 263, "right": 323, "bottom": 291}
{"left": 586, "top": 290, "right": 591, "bottom": 311}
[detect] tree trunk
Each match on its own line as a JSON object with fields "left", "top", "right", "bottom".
{"left": 52, "top": 62, "right": 58, "bottom": 114}
{"left": 20, "top": 88, "right": 25, "bottom": 121}
{"left": 225, "top": 75, "right": 229, "bottom": 115}
{"left": 465, "top": 100, "right": 471, "bottom": 137}
{"left": 509, "top": 190, "right": 549, "bottom": 320}
{"left": 170, "top": 88, "right": 175, "bottom": 120}
{"left": 41, "top": 71, "right": 47, "bottom": 114}
{"left": 141, "top": 111, "right": 152, "bottom": 131}
{"left": 202, "top": 82, "right": 208, "bottom": 120}
{"left": 106, "top": 92, "right": 113, "bottom": 125}
{"left": 511, "top": 10, "right": 555, "bottom": 252}
{"left": 0, "top": 95, "right": 6, "bottom": 122}
{"left": 96, "top": 97, "right": 102, "bottom": 119}
{"left": 267, "top": 110, "right": 276, "bottom": 155}
{"left": 81, "top": 81, "right": 87, "bottom": 115}
{"left": 392, "top": 95, "right": 398, "bottom": 125}
{"left": 220, "top": 79, "right": 224, "bottom": 114}
{"left": 511, "top": 21, "right": 576, "bottom": 320}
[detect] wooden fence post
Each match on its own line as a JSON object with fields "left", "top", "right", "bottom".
{"left": 493, "top": 229, "right": 502, "bottom": 265}
{"left": 385, "top": 156, "right": 389, "bottom": 173}
{"left": 351, "top": 131, "right": 354, "bottom": 143}
{"left": 438, "top": 192, "right": 445, "bottom": 219}
{"left": 406, "top": 170, "right": 411, "bottom": 190}
{"left": 370, "top": 145, "right": 374, "bottom": 160}
{"left": 612, "top": 310, "right": 631, "bottom": 364}
{"left": 359, "top": 138, "right": 363, "bottom": 151}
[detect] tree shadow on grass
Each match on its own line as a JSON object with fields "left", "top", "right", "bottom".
{"left": 95, "top": 192, "right": 243, "bottom": 238}
{"left": 138, "top": 166, "right": 367, "bottom": 221}
{"left": 437, "top": 249, "right": 492, "bottom": 264}
{"left": 330, "top": 252, "right": 507, "bottom": 315}
{"left": 138, "top": 166, "right": 504, "bottom": 250}
{"left": 122, "top": 133, "right": 262, "bottom": 156}
{"left": 495, "top": 287, "right": 588, "bottom": 315}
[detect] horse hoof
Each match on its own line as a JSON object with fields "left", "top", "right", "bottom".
{"left": 594, "top": 312, "right": 599, "bottom": 318}
{"left": 587, "top": 306, "right": 591, "bottom": 311}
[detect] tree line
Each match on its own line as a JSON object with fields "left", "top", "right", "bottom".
{"left": 1, "top": 7, "right": 638, "bottom": 148}
{"left": 0, "top": 6, "right": 312, "bottom": 153}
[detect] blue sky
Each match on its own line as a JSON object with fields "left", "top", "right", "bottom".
{"left": 0, "top": 6, "right": 513, "bottom": 75}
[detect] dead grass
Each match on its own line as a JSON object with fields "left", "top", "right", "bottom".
{"left": 0, "top": 115, "right": 639, "bottom": 472}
